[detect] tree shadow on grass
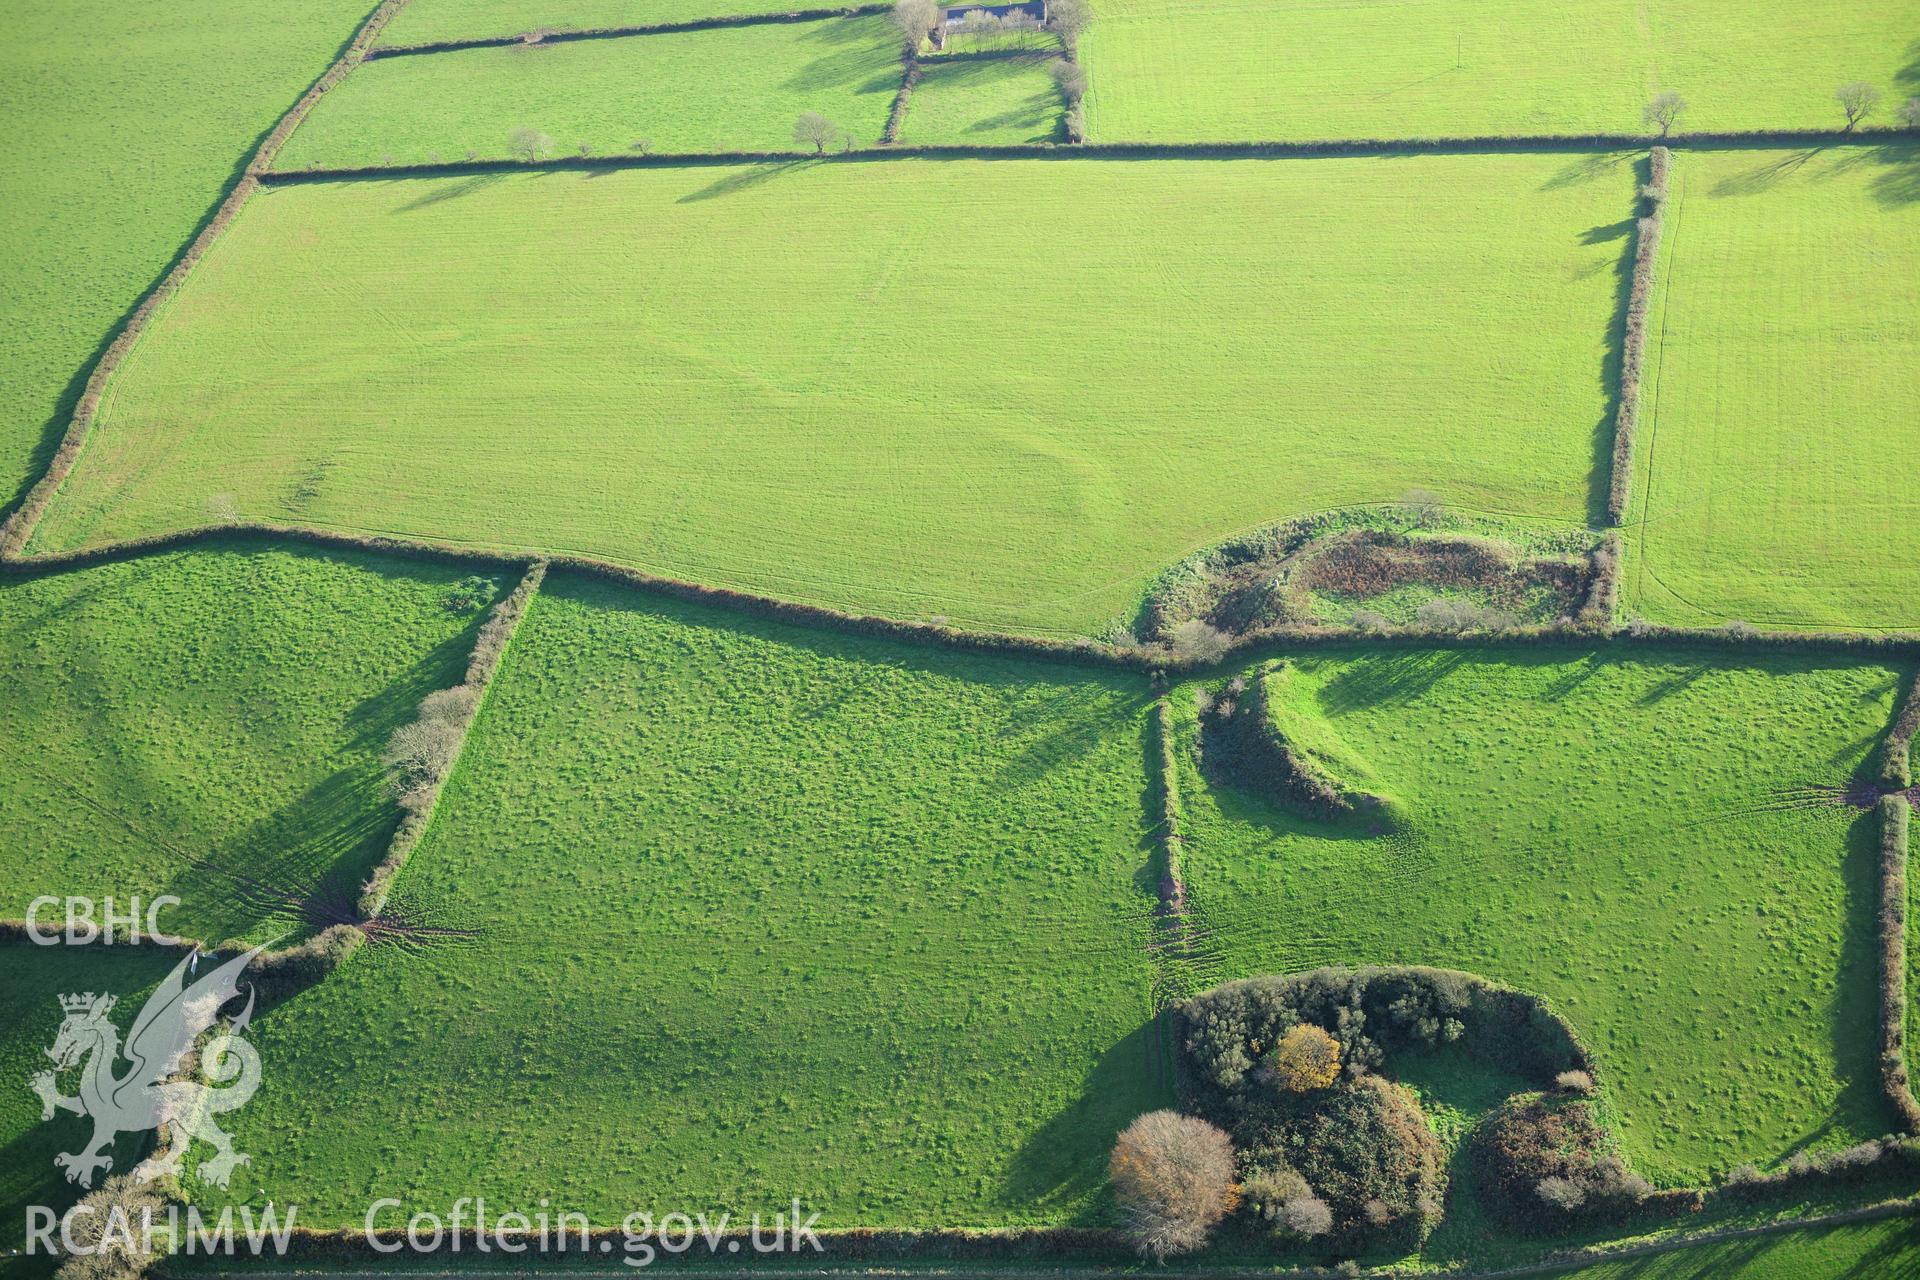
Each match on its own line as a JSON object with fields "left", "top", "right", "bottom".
{"left": 676, "top": 158, "right": 820, "bottom": 203}
{"left": 1538, "top": 149, "right": 1634, "bottom": 193}
{"left": 391, "top": 172, "right": 509, "bottom": 213}
{"left": 161, "top": 623, "right": 477, "bottom": 945}
{"left": 1770, "top": 809, "right": 1893, "bottom": 1166}
{"left": 782, "top": 15, "right": 903, "bottom": 98}
{"left": 1827, "top": 808, "right": 1896, "bottom": 1141}
{"left": 1867, "top": 142, "right": 1920, "bottom": 208}
{"left": 1633, "top": 661, "right": 1710, "bottom": 704}
{"left": 1708, "top": 147, "right": 1823, "bottom": 198}
{"left": 997, "top": 1019, "right": 1171, "bottom": 1224}
{"left": 1313, "top": 650, "right": 1471, "bottom": 716}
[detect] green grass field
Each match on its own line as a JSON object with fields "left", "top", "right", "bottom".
{"left": 1170, "top": 647, "right": 1904, "bottom": 1185}
{"left": 1626, "top": 145, "right": 1920, "bottom": 631}
{"left": 278, "top": 16, "right": 902, "bottom": 166}
{"left": 200, "top": 575, "right": 1165, "bottom": 1226}
{"left": 33, "top": 153, "right": 1630, "bottom": 636}
{"left": 0, "top": 0, "right": 372, "bottom": 516}
{"left": 1553, "top": 1215, "right": 1920, "bottom": 1277}
{"left": 899, "top": 56, "right": 1062, "bottom": 144}
{"left": 0, "top": 543, "right": 489, "bottom": 945}
{"left": 379, "top": 0, "right": 821, "bottom": 45}
{"left": 0, "top": 948, "right": 179, "bottom": 1262}
{"left": 1081, "top": 0, "right": 1920, "bottom": 142}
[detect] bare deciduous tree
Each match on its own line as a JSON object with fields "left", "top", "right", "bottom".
{"left": 1402, "top": 486, "right": 1445, "bottom": 527}
{"left": 1109, "top": 1111, "right": 1238, "bottom": 1259}
{"left": 508, "top": 126, "right": 553, "bottom": 162}
{"left": 1901, "top": 97, "right": 1920, "bottom": 131}
{"left": 1642, "top": 91, "right": 1686, "bottom": 136}
{"left": 1046, "top": 0, "right": 1092, "bottom": 47}
{"left": 1279, "top": 1196, "right": 1333, "bottom": 1237}
{"left": 793, "top": 111, "right": 839, "bottom": 155}
{"left": 1169, "top": 619, "right": 1230, "bottom": 663}
{"left": 891, "top": 0, "right": 936, "bottom": 50}
{"left": 1836, "top": 81, "right": 1882, "bottom": 130}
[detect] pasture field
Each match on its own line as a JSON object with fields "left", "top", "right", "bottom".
{"left": 200, "top": 575, "right": 1166, "bottom": 1225}
{"left": 1626, "top": 145, "right": 1920, "bottom": 631}
{"left": 277, "top": 16, "right": 903, "bottom": 167}
{"left": 33, "top": 153, "right": 1631, "bottom": 636}
{"left": 379, "top": 0, "right": 822, "bottom": 46}
{"left": 1554, "top": 1216, "right": 1920, "bottom": 1277}
{"left": 899, "top": 55, "right": 1062, "bottom": 144}
{"left": 0, "top": 948, "right": 179, "bottom": 1266}
{"left": 0, "top": 0, "right": 372, "bottom": 516}
{"left": 0, "top": 543, "right": 490, "bottom": 945}
{"left": 1169, "top": 647, "right": 1906, "bottom": 1185}
{"left": 1080, "top": 0, "right": 1920, "bottom": 143}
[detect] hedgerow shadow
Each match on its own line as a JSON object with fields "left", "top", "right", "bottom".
{"left": 783, "top": 17, "right": 902, "bottom": 98}
{"left": 1868, "top": 142, "right": 1920, "bottom": 208}
{"left": 677, "top": 158, "right": 821, "bottom": 203}
{"left": 997, "top": 1019, "right": 1169, "bottom": 1224}
{"left": 391, "top": 172, "right": 509, "bottom": 213}
{"left": 1708, "top": 147, "right": 1824, "bottom": 198}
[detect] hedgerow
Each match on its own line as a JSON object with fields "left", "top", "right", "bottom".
{"left": 1878, "top": 795, "right": 1920, "bottom": 1132}
{"left": 241, "top": 922, "right": 366, "bottom": 1006}
{"left": 249, "top": 129, "right": 1903, "bottom": 187}
{"left": 1606, "top": 145, "right": 1670, "bottom": 526}
{"left": 359, "top": 560, "right": 546, "bottom": 917}
{"left": 881, "top": 50, "right": 921, "bottom": 144}
{"left": 1880, "top": 673, "right": 1920, "bottom": 789}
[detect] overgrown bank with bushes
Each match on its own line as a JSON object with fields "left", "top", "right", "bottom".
{"left": 1135, "top": 504, "right": 1604, "bottom": 658}
{"left": 1606, "top": 145, "right": 1671, "bottom": 525}
{"left": 1150, "top": 967, "right": 1596, "bottom": 1256}
{"left": 361, "top": 560, "right": 546, "bottom": 916}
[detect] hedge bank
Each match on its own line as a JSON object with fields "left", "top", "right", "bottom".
{"left": 255, "top": 126, "right": 1911, "bottom": 184}
{"left": 1879, "top": 795, "right": 1920, "bottom": 1132}
{"left": 1606, "top": 146, "right": 1670, "bottom": 526}
{"left": 358, "top": 560, "right": 546, "bottom": 918}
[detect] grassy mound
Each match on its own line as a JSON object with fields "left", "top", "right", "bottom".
{"left": 1199, "top": 660, "right": 1404, "bottom": 830}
